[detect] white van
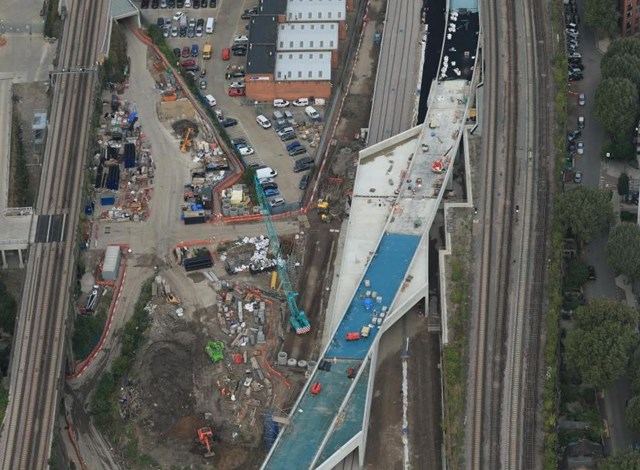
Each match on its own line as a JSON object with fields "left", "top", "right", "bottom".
{"left": 206, "top": 17, "right": 215, "bottom": 34}
{"left": 256, "top": 167, "right": 278, "bottom": 180}
{"left": 256, "top": 115, "right": 272, "bottom": 129}
{"left": 305, "top": 106, "right": 320, "bottom": 119}
{"left": 205, "top": 95, "right": 216, "bottom": 107}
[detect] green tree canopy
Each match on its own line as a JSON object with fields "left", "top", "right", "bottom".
{"left": 604, "top": 36, "right": 640, "bottom": 62}
{"left": 564, "top": 259, "right": 589, "bottom": 291}
{"left": 595, "top": 78, "right": 638, "bottom": 140}
{"left": 606, "top": 223, "right": 640, "bottom": 278}
{"left": 585, "top": 0, "right": 619, "bottom": 38}
{"left": 626, "top": 395, "right": 640, "bottom": 433}
{"left": 597, "top": 450, "right": 640, "bottom": 469}
{"left": 618, "top": 172, "right": 631, "bottom": 196}
{"left": 556, "top": 187, "right": 614, "bottom": 241}
{"left": 629, "top": 345, "right": 640, "bottom": 392}
{"left": 0, "top": 282, "right": 17, "bottom": 335}
{"left": 565, "top": 299, "right": 638, "bottom": 389}
{"left": 601, "top": 54, "right": 640, "bottom": 91}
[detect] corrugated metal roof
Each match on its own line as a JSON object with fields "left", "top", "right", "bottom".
{"left": 103, "top": 245, "right": 121, "bottom": 273}
{"left": 275, "top": 51, "right": 332, "bottom": 81}
{"left": 286, "top": 0, "right": 345, "bottom": 22}
{"left": 277, "top": 22, "right": 339, "bottom": 50}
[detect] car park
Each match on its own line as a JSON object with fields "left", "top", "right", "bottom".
{"left": 289, "top": 146, "right": 307, "bottom": 156}
{"left": 221, "top": 118, "right": 238, "bottom": 127}
{"left": 293, "top": 98, "right": 309, "bottom": 107}
{"left": 576, "top": 142, "right": 584, "bottom": 155}
{"left": 299, "top": 174, "right": 309, "bottom": 190}
{"left": 228, "top": 88, "right": 246, "bottom": 96}
{"left": 273, "top": 99, "right": 290, "bottom": 108}
{"left": 256, "top": 115, "right": 272, "bottom": 129}
{"left": 578, "top": 93, "right": 585, "bottom": 106}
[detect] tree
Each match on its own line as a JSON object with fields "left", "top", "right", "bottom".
{"left": 606, "top": 223, "right": 640, "bottom": 279}
{"left": 627, "top": 395, "right": 640, "bottom": 433}
{"left": 565, "top": 299, "right": 638, "bottom": 389}
{"left": 585, "top": 0, "right": 619, "bottom": 38}
{"left": 564, "top": 259, "right": 589, "bottom": 290}
{"left": 556, "top": 187, "right": 614, "bottom": 241}
{"left": 598, "top": 450, "right": 640, "bottom": 469}
{"left": 602, "top": 54, "right": 640, "bottom": 91}
{"left": 629, "top": 346, "right": 640, "bottom": 392}
{"left": 595, "top": 78, "right": 638, "bottom": 141}
{"left": 618, "top": 172, "right": 631, "bottom": 196}
{"left": 604, "top": 36, "right": 640, "bottom": 62}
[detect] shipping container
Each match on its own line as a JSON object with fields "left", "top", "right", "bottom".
{"left": 100, "top": 196, "right": 116, "bottom": 206}
{"left": 183, "top": 253, "right": 213, "bottom": 272}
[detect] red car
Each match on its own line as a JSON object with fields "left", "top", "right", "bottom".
{"left": 221, "top": 48, "right": 230, "bottom": 60}
{"left": 181, "top": 46, "right": 190, "bottom": 58}
{"left": 345, "top": 332, "right": 360, "bottom": 341}
{"left": 181, "top": 59, "right": 196, "bottom": 67}
{"left": 311, "top": 382, "right": 322, "bottom": 395}
{"left": 228, "top": 88, "right": 245, "bottom": 97}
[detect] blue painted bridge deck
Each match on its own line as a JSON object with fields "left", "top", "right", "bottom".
{"left": 264, "top": 233, "right": 420, "bottom": 469}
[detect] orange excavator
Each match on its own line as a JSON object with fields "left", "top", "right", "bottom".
{"left": 197, "top": 427, "right": 215, "bottom": 458}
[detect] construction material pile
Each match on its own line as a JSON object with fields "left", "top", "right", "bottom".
{"left": 220, "top": 236, "right": 277, "bottom": 275}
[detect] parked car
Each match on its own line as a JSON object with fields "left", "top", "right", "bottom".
{"left": 187, "top": 27, "right": 196, "bottom": 38}
{"left": 299, "top": 174, "right": 309, "bottom": 190}
{"left": 228, "top": 88, "right": 245, "bottom": 97}
{"left": 587, "top": 265, "right": 596, "bottom": 280}
{"left": 141, "top": 0, "right": 149, "bottom": 8}
{"left": 274, "top": 99, "right": 290, "bottom": 108}
{"left": 567, "top": 130, "right": 581, "bottom": 141}
{"left": 269, "top": 197, "right": 286, "bottom": 208}
{"left": 578, "top": 116, "right": 585, "bottom": 128}
{"left": 238, "top": 146, "right": 255, "bottom": 156}
{"left": 578, "top": 93, "right": 585, "bottom": 106}
{"left": 287, "top": 141, "right": 302, "bottom": 152}
{"left": 280, "top": 132, "right": 296, "bottom": 141}
{"left": 277, "top": 126, "right": 294, "bottom": 136}
{"left": 156, "top": 17, "right": 165, "bottom": 27}
{"left": 293, "top": 98, "right": 309, "bottom": 107}
{"left": 229, "top": 81, "right": 245, "bottom": 89}
{"left": 171, "top": 26, "right": 179, "bottom": 37}
{"left": 227, "top": 71, "right": 245, "bottom": 79}
{"left": 231, "top": 43, "right": 247, "bottom": 52}
{"left": 181, "top": 46, "right": 190, "bottom": 58}
{"left": 181, "top": 59, "right": 196, "bottom": 68}
{"left": 232, "top": 138, "right": 247, "bottom": 146}
{"left": 218, "top": 118, "right": 236, "bottom": 128}
{"left": 233, "top": 48, "right": 247, "bottom": 56}
{"left": 179, "top": 26, "right": 187, "bottom": 37}
{"left": 294, "top": 156, "right": 314, "bottom": 172}
{"left": 261, "top": 182, "right": 278, "bottom": 191}
{"left": 256, "top": 115, "right": 272, "bottom": 129}
{"left": 210, "top": 0, "right": 217, "bottom": 6}
{"left": 289, "top": 146, "right": 307, "bottom": 156}
{"left": 199, "top": 79, "right": 207, "bottom": 89}
{"left": 196, "top": 26, "right": 203, "bottom": 37}
{"left": 576, "top": 142, "right": 584, "bottom": 155}
{"left": 573, "top": 170, "right": 583, "bottom": 184}
{"left": 222, "top": 48, "right": 230, "bottom": 60}
{"left": 234, "top": 35, "right": 249, "bottom": 43}
{"left": 173, "top": 47, "right": 181, "bottom": 58}
{"left": 305, "top": 106, "right": 320, "bottom": 119}
{"left": 191, "top": 44, "right": 199, "bottom": 57}
{"left": 241, "top": 12, "right": 254, "bottom": 19}
{"left": 264, "top": 188, "right": 280, "bottom": 197}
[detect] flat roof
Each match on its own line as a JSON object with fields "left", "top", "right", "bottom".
{"left": 246, "top": 44, "right": 278, "bottom": 74}
{"left": 0, "top": 209, "right": 34, "bottom": 249}
{"left": 286, "top": 0, "right": 345, "bottom": 21}
{"left": 110, "top": 0, "right": 139, "bottom": 20}
{"left": 277, "top": 22, "right": 339, "bottom": 50}
{"left": 259, "top": 0, "right": 287, "bottom": 14}
{"left": 274, "top": 51, "right": 332, "bottom": 80}
{"left": 440, "top": 9, "right": 479, "bottom": 81}
{"left": 249, "top": 15, "right": 279, "bottom": 44}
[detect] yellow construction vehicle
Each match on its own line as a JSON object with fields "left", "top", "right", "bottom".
{"left": 317, "top": 199, "right": 331, "bottom": 223}
{"left": 181, "top": 128, "right": 193, "bottom": 153}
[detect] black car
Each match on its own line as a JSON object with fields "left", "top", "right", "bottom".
{"left": 221, "top": 118, "right": 238, "bottom": 128}
{"left": 156, "top": 17, "right": 164, "bottom": 27}
{"left": 587, "top": 265, "right": 596, "bottom": 281}
{"left": 193, "top": 0, "right": 200, "bottom": 8}
{"left": 247, "top": 162, "right": 266, "bottom": 170}
{"left": 233, "top": 48, "right": 247, "bottom": 56}
{"left": 261, "top": 182, "right": 278, "bottom": 191}
{"left": 228, "top": 71, "right": 245, "bottom": 78}
{"left": 294, "top": 156, "right": 314, "bottom": 172}
{"left": 289, "top": 146, "right": 307, "bottom": 157}
{"left": 151, "top": 0, "right": 159, "bottom": 7}
{"left": 210, "top": 0, "right": 217, "bottom": 6}
{"left": 567, "top": 142, "right": 576, "bottom": 152}
{"left": 245, "top": 6, "right": 258, "bottom": 14}
{"left": 173, "top": 47, "right": 181, "bottom": 58}
{"left": 570, "top": 62, "right": 584, "bottom": 71}
{"left": 179, "top": 26, "right": 187, "bottom": 37}
{"left": 241, "top": 12, "right": 253, "bottom": 19}
{"left": 197, "top": 18, "right": 204, "bottom": 27}
{"left": 281, "top": 132, "right": 296, "bottom": 141}
{"left": 141, "top": 0, "right": 149, "bottom": 7}
{"left": 567, "top": 129, "right": 581, "bottom": 141}
{"left": 177, "top": 0, "right": 184, "bottom": 6}
{"left": 299, "top": 174, "right": 309, "bottom": 190}
{"left": 568, "top": 73, "right": 583, "bottom": 82}
{"left": 167, "top": 0, "right": 175, "bottom": 6}
{"left": 231, "top": 44, "right": 247, "bottom": 52}
{"left": 232, "top": 138, "right": 248, "bottom": 146}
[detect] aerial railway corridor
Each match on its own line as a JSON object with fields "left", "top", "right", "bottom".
{"left": 0, "top": 0, "right": 107, "bottom": 468}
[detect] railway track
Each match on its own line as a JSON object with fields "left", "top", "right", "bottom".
{"left": 469, "top": 0, "right": 518, "bottom": 468}
{"left": 0, "top": 0, "right": 107, "bottom": 468}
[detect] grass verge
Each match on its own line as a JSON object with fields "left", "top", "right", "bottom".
{"left": 442, "top": 209, "right": 472, "bottom": 469}
{"left": 9, "top": 109, "right": 33, "bottom": 207}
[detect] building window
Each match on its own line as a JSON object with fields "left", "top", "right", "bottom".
{"left": 280, "top": 25, "right": 285, "bottom": 30}
{"left": 289, "top": 54, "right": 293, "bottom": 59}
{"left": 277, "top": 71, "right": 282, "bottom": 78}
{"left": 319, "top": 12, "right": 322, "bottom": 18}
{"left": 288, "top": 71, "right": 292, "bottom": 78}
{"left": 301, "top": 24, "right": 305, "bottom": 29}
{"left": 320, "top": 40, "right": 324, "bottom": 47}
{"left": 308, "top": 71, "right": 312, "bottom": 78}
{"left": 628, "top": 10, "right": 633, "bottom": 17}
{"left": 308, "top": 12, "right": 312, "bottom": 18}
{"left": 288, "top": 12, "right": 293, "bottom": 19}
{"left": 300, "top": 41, "right": 303, "bottom": 47}
{"left": 318, "top": 70, "right": 323, "bottom": 78}
{"left": 328, "top": 12, "right": 332, "bottom": 19}
{"left": 298, "top": 71, "right": 302, "bottom": 78}
{"left": 310, "top": 40, "right": 314, "bottom": 47}
{"left": 319, "top": 53, "right": 323, "bottom": 59}
{"left": 290, "top": 41, "right": 294, "bottom": 47}
{"left": 330, "top": 40, "right": 334, "bottom": 47}
{"left": 338, "top": 12, "right": 342, "bottom": 19}
{"left": 311, "top": 24, "right": 315, "bottom": 29}
{"left": 299, "top": 53, "right": 303, "bottom": 59}
{"left": 321, "top": 24, "right": 325, "bottom": 29}
{"left": 279, "top": 41, "right": 283, "bottom": 47}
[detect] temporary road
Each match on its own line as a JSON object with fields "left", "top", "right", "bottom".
{"left": 0, "top": 0, "right": 109, "bottom": 468}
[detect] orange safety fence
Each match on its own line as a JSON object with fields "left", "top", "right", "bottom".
{"left": 64, "top": 419, "right": 87, "bottom": 470}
